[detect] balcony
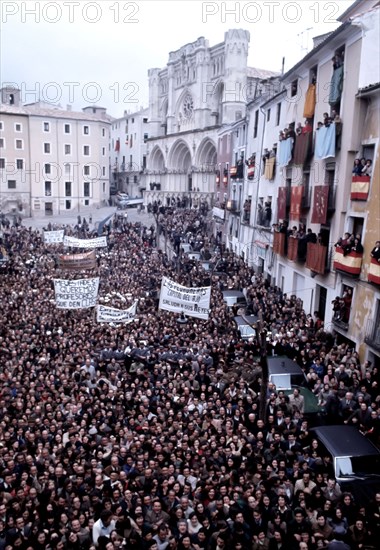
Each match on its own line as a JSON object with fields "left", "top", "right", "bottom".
{"left": 230, "top": 163, "right": 244, "bottom": 180}
{"left": 332, "top": 316, "right": 349, "bottom": 331}
{"left": 230, "top": 166, "right": 238, "bottom": 178}
{"left": 257, "top": 205, "right": 272, "bottom": 228}
{"left": 273, "top": 231, "right": 285, "bottom": 256}
{"left": 368, "top": 257, "right": 380, "bottom": 285}
{"left": 365, "top": 319, "right": 380, "bottom": 351}
{"left": 287, "top": 236, "right": 298, "bottom": 261}
{"left": 333, "top": 246, "right": 363, "bottom": 278}
{"left": 247, "top": 163, "right": 255, "bottom": 180}
{"left": 351, "top": 175, "right": 370, "bottom": 201}
{"left": 242, "top": 200, "right": 251, "bottom": 225}
{"left": 242, "top": 212, "right": 250, "bottom": 224}
{"left": 305, "top": 243, "right": 327, "bottom": 275}
{"left": 226, "top": 199, "right": 240, "bottom": 213}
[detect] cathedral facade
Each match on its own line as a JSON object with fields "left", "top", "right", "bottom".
{"left": 145, "top": 29, "right": 251, "bottom": 206}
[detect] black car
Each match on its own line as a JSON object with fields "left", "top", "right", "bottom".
{"left": 311, "top": 425, "right": 380, "bottom": 504}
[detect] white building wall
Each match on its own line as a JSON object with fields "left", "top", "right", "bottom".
{"left": 0, "top": 97, "right": 111, "bottom": 217}
{"left": 0, "top": 112, "right": 31, "bottom": 215}
{"left": 110, "top": 108, "right": 149, "bottom": 197}
{"left": 28, "top": 113, "right": 110, "bottom": 215}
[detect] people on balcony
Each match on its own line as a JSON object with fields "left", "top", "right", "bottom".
{"left": 335, "top": 232, "right": 354, "bottom": 256}
{"left": 333, "top": 53, "right": 343, "bottom": 69}
{"left": 352, "top": 159, "right": 363, "bottom": 175}
{"left": 342, "top": 287, "right": 352, "bottom": 324}
{"left": 236, "top": 156, "right": 244, "bottom": 179}
{"left": 305, "top": 228, "right": 317, "bottom": 244}
{"left": 243, "top": 199, "right": 251, "bottom": 222}
{"left": 262, "top": 148, "right": 270, "bottom": 170}
{"left": 302, "top": 119, "right": 313, "bottom": 133}
{"left": 361, "top": 159, "right": 372, "bottom": 177}
{"left": 257, "top": 203, "right": 264, "bottom": 226}
{"left": 351, "top": 237, "right": 364, "bottom": 254}
{"left": 264, "top": 202, "right": 272, "bottom": 226}
{"left": 332, "top": 296, "right": 342, "bottom": 321}
{"left": 370, "top": 241, "right": 380, "bottom": 262}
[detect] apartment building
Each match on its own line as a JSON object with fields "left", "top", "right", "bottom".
{"left": 237, "top": 0, "right": 379, "bottom": 364}
{"left": 0, "top": 88, "right": 112, "bottom": 217}
{"left": 0, "top": 88, "right": 31, "bottom": 215}
{"left": 110, "top": 107, "right": 149, "bottom": 198}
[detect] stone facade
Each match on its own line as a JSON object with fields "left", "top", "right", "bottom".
{"left": 145, "top": 29, "right": 267, "bottom": 207}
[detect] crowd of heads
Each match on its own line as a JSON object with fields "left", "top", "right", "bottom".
{"left": 0, "top": 208, "right": 379, "bottom": 549}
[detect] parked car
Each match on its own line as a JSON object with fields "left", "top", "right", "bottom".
{"left": 222, "top": 289, "right": 247, "bottom": 310}
{"left": 266, "top": 356, "right": 324, "bottom": 422}
{"left": 117, "top": 197, "right": 144, "bottom": 209}
{"left": 234, "top": 315, "right": 258, "bottom": 339}
{"left": 180, "top": 243, "right": 193, "bottom": 254}
{"left": 311, "top": 425, "right": 380, "bottom": 504}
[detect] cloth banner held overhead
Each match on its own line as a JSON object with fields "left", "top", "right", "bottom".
{"left": 63, "top": 235, "right": 107, "bottom": 249}
{"left": 159, "top": 276, "right": 211, "bottom": 320}
{"left": 97, "top": 301, "right": 137, "bottom": 323}
{"left": 44, "top": 230, "right": 64, "bottom": 244}
{"left": 58, "top": 250, "right": 96, "bottom": 271}
{"left": 53, "top": 277, "right": 99, "bottom": 309}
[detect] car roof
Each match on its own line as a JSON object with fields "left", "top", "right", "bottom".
{"left": 267, "top": 356, "right": 305, "bottom": 377}
{"left": 311, "top": 425, "right": 380, "bottom": 457}
{"left": 222, "top": 290, "right": 245, "bottom": 298}
{"left": 234, "top": 315, "right": 258, "bottom": 326}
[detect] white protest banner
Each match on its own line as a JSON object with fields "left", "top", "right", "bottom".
{"left": 158, "top": 276, "right": 211, "bottom": 320}
{"left": 44, "top": 230, "right": 64, "bottom": 244}
{"left": 97, "top": 301, "right": 137, "bottom": 323}
{"left": 63, "top": 236, "right": 107, "bottom": 249}
{"left": 53, "top": 277, "right": 99, "bottom": 309}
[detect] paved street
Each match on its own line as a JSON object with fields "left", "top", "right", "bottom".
{"left": 19, "top": 205, "right": 176, "bottom": 258}
{"left": 20, "top": 205, "right": 154, "bottom": 232}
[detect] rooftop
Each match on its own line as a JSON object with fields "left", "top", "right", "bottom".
{"left": 0, "top": 102, "right": 113, "bottom": 123}
{"left": 247, "top": 67, "right": 281, "bottom": 80}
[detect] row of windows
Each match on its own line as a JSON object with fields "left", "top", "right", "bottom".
{"left": 6, "top": 179, "right": 93, "bottom": 197}
{"left": 112, "top": 118, "right": 148, "bottom": 131}
{"left": 0, "top": 121, "right": 107, "bottom": 137}
{"left": 0, "top": 160, "right": 106, "bottom": 176}
{"left": 0, "top": 158, "right": 24, "bottom": 169}
{"left": 0, "top": 138, "right": 106, "bottom": 156}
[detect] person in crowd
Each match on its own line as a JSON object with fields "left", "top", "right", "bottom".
{"left": 360, "top": 159, "right": 372, "bottom": 177}
{"left": 370, "top": 241, "right": 380, "bottom": 262}
{"left": 352, "top": 159, "right": 363, "bottom": 175}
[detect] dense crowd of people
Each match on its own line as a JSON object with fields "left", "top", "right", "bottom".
{"left": 0, "top": 208, "right": 379, "bottom": 550}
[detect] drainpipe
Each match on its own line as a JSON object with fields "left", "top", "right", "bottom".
{"left": 253, "top": 106, "right": 267, "bottom": 228}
